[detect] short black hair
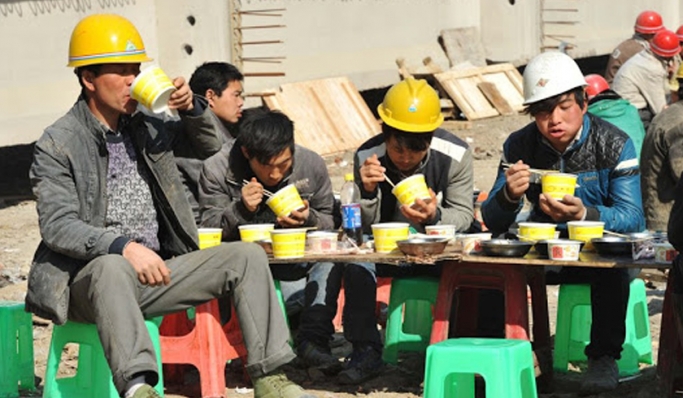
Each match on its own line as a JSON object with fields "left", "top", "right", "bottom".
{"left": 382, "top": 123, "right": 434, "bottom": 152}
{"left": 524, "top": 86, "right": 586, "bottom": 116}
{"left": 74, "top": 64, "right": 103, "bottom": 93}
{"left": 189, "top": 62, "right": 243, "bottom": 97}
{"left": 237, "top": 107, "right": 295, "bottom": 164}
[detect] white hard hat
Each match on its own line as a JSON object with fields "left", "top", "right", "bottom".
{"left": 523, "top": 52, "right": 586, "bottom": 105}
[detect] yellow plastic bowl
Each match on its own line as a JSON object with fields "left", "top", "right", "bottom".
{"left": 518, "top": 222, "right": 557, "bottom": 242}
{"left": 371, "top": 223, "right": 410, "bottom": 253}
{"left": 238, "top": 224, "right": 275, "bottom": 242}
{"left": 567, "top": 221, "right": 605, "bottom": 250}
{"left": 266, "top": 184, "right": 305, "bottom": 218}
{"left": 197, "top": 228, "right": 222, "bottom": 250}
{"left": 541, "top": 173, "right": 577, "bottom": 200}
{"left": 391, "top": 174, "right": 431, "bottom": 207}
{"left": 130, "top": 66, "right": 176, "bottom": 113}
{"left": 270, "top": 228, "right": 307, "bottom": 259}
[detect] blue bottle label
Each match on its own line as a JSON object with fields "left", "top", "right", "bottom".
{"left": 341, "top": 203, "right": 362, "bottom": 229}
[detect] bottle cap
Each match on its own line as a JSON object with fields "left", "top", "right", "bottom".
{"left": 344, "top": 173, "right": 354, "bottom": 182}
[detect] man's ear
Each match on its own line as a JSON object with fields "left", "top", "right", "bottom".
{"left": 241, "top": 146, "right": 250, "bottom": 160}
{"left": 205, "top": 89, "right": 216, "bottom": 107}
{"left": 81, "top": 69, "right": 96, "bottom": 92}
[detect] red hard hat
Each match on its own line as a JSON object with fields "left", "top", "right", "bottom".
{"left": 651, "top": 30, "right": 682, "bottom": 58}
{"left": 676, "top": 25, "right": 683, "bottom": 42}
{"left": 634, "top": 10, "right": 664, "bottom": 34}
{"left": 584, "top": 74, "right": 609, "bottom": 100}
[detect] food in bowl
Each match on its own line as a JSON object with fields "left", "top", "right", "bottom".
{"left": 480, "top": 239, "right": 533, "bottom": 257}
{"left": 654, "top": 242, "right": 678, "bottom": 264}
{"left": 535, "top": 239, "right": 584, "bottom": 258}
{"left": 455, "top": 233, "right": 492, "bottom": 254}
{"left": 541, "top": 172, "right": 578, "bottom": 200}
{"left": 396, "top": 237, "right": 449, "bottom": 256}
{"left": 567, "top": 221, "right": 605, "bottom": 250}
{"left": 518, "top": 222, "right": 557, "bottom": 242}
{"left": 306, "top": 231, "right": 339, "bottom": 253}
{"left": 546, "top": 239, "right": 583, "bottom": 261}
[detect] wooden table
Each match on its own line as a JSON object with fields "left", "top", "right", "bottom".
{"left": 268, "top": 247, "right": 670, "bottom": 392}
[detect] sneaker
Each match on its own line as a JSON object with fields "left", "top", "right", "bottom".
{"left": 130, "top": 384, "right": 162, "bottom": 398}
{"left": 253, "top": 369, "right": 316, "bottom": 398}
{"left": 579, "top": 356, "right": 619, "bottom": 396}
{"left": 338, "top": 344, "right": 384, "bottom": 385}
{"left": 297, "top": 340, "right": 343, "bottom": 375}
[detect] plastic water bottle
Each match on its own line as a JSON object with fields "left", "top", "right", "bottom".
{"left": 340, "top": 173, "right": 363, "bottom": 245}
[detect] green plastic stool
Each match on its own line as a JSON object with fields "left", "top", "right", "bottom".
{"left": 382, "top": 277, "right": 438, "bottom": 364}
{"left": 0, "top": 302, "right": 35, "bottom": 398}
{"left": 43, "top": 318, "right": 164, "bottom": 398}
{"left": 553, "top": 278, "right": 652, "bottom": 376}
{"left": 423, "top": 338, "right": 538, "bottom": 398}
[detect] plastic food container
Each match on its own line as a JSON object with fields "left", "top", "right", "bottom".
{"left": 654, "top": 242, "right": 678, "bottom": 264}
{"left": 546, "top": 239, "right": 583, "bottom": 261}
{"left": 455, "top": 233, "right": 492, "bottom": 254}
{"left": 518, "top": 222, "right": 557, "bottom": 242}
{"left": 306, "top": 231, "right": 339, "bottom": 253}
{"left": 371, "top": 223, "right": 410, "bottom": 253}
{"left": 567, "top": 221, "right": 605, "bottom": 251}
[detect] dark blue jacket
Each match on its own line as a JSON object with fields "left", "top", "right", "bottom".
{"left": 482, "top": 114, "right": 645, "bottom": 235}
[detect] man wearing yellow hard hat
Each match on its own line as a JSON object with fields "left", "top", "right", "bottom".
{"left": 333, "top": 78, "right": 474, "bottom": 384}
{"left": 482, "top": 51, "right": 644, "bottom": 395}
{"left": 27, "top": 14, "right": 312, "bottom": 398}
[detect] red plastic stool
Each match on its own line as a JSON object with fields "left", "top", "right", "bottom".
{"left": 160, "top": 299, "right": 247, "bottom": 398}
{"left": 429, "top": 262, "right": 552, "bottom": 387}
{"left": 334, "top": 277, "right": 392, "bottom": 331}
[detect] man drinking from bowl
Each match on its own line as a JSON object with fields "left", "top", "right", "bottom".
{"left": 481, "top": 51, "right": 645, "bottom": 395}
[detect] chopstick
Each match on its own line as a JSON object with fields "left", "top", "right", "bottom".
{"left": 501, "top": 163, "right": 558, "bottom": 175}
{"left": 226, "top": 178, "right": 274, "bottom": 198}
{"left": 603, "top": 230, "right": 630, "bottom": 239}
{"left": 383, "top": 173, "right": 396, "bottom": 188}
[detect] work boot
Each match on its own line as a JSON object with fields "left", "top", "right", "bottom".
{"left": 297, "top": 340, "right": 343, "bottom": 375}
{"left": 579, "top": 355, "right": 619, "bottom": 396}
{"left": 338, "top": 344, "right": 384, "bottom": 385}
{"left": 130, "top": 384, "right": 162, "bottom": 398}
{"left": 253, "top": 369, "right": 316, "bottom": 398}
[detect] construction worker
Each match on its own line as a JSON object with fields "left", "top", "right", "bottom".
{"left": 669, "top": 25, "right": 683, "bottom": 103}
{"left": 27, "top": 14, "right": 312, "bottom": 398}
{"left": 175, "top": 61, "right": 245, "bottom": 224}
{"left": 343, "top": 78, "right": 474, "bottom": 384}
{"left": 482, "top": 52, "right": 644, "bottom": 395}
{"left": 585, "top": 74, "right": 646, "bottom": 159}
{"left": 613, "top": 29, "right": 682, "bottom": 130}
{"left": 640, "top": 64, "right": 683, "bottom": 232}
{"left": 604, "top": 10, "right": 664, "bottom": 83}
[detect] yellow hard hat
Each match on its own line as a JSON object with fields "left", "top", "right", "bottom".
{"left": 377, "top": 78, "right": 444, "bottom": 133}
{"left": 67, "top": 14, "right": 153, "bottom": 68}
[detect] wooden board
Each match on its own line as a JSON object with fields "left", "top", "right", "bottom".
{"left": 434, "top": 63, "right": 525, "bottom": 121}
{"left": 439, "top": 27, "right": 487, "bottom": 68}
{"left": 263, "top": 77, "right": 380, "bottom": 156}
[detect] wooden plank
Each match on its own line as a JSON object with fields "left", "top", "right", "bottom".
{"left": 478, "top": 81, "right": 515, "bottom": 115}
{"left": 435, "top": 63, "right": 523, "bottom": 120}
{"left": 439, "top": 27, "right": 486, "bottom": 68}
{"left": 263, "top": 77, "right": 380, "bottom": 155}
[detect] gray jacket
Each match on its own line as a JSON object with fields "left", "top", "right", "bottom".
{"left": 198, "top": 143, "right": 335, "bottom": 241}
{"left": 640, "top": 100, "right": 683, "bottom": 231}
{"left": 27, "top": 97, "right": 221, "bottom": 324}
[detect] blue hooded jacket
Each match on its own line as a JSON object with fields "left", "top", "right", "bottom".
{"left": 482, "top": 113, "right": 645, "bottom": 235}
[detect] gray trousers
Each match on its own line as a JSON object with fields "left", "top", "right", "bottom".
{"left": 67, "top": 242, "right": 295, "bottom": 394}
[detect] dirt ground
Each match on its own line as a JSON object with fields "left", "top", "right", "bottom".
{"left": 0, "top": 114, "right": 672, "bottom": 398}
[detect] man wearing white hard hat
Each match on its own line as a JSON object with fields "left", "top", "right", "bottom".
{"left": 482, "top": 51, "right": 645, "bottom": 395}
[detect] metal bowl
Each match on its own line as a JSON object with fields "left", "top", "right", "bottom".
{"left": 396, "top": 237, "right": 449, "bottom": 256}
{"left": 480, "top": 239, "right": 533, "bottom": 257}
{"left": 591, "top": 237, "right": 632, "bottom": 256}
{"left": 535, "top": 239, "right": 584, "bottom": 257}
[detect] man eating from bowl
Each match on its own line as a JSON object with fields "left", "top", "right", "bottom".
{"left": 481, "top": 51, "right": 645, "bottom": 395}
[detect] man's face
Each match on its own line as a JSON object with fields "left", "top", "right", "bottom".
{"left": 533, "top": 93, "right": 587, "bottom": 152}
{"left": 245, "top": 147, "right": 293, "bottom": 187}
{"left": 83, "top": 63, "right": 140, "bottom": 115}
{"left": 385, "top": 135, "right": 429, "bottom": 174}
{"left": 208, "top": 80, "right": 244, "bottom": 124}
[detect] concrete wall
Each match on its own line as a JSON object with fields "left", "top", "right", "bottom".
{"left": 481, "top": 0, "right": 682, "bottom": 66}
